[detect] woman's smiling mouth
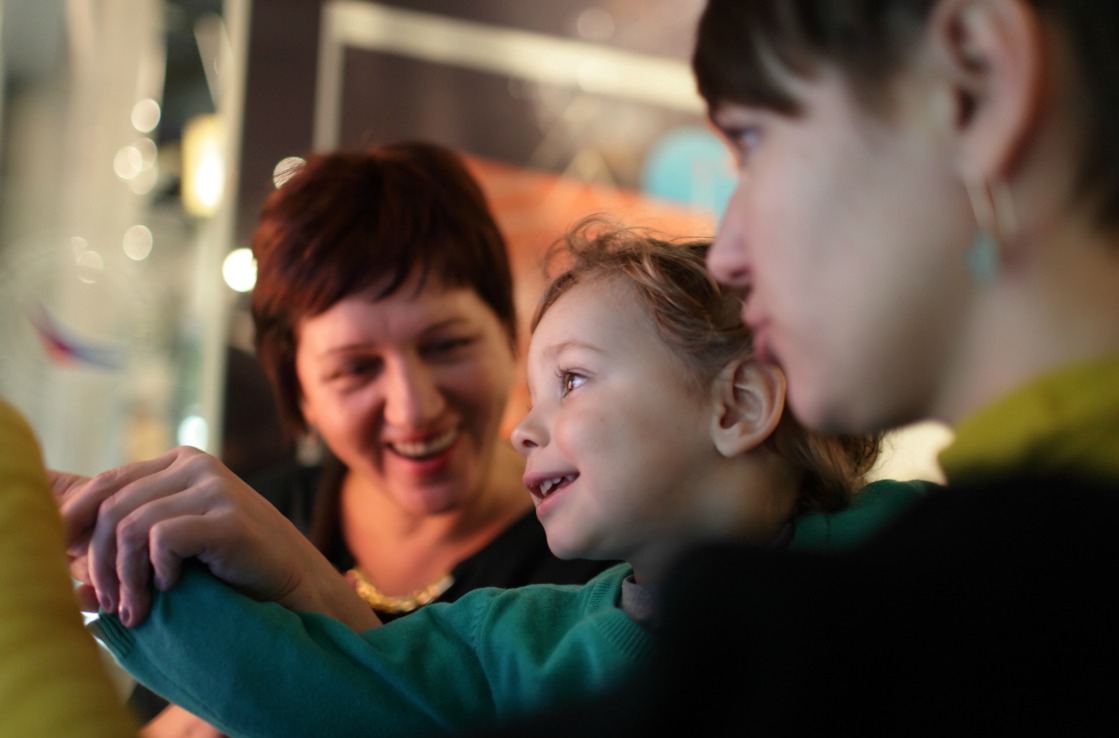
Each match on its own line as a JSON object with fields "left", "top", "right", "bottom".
{"left": 389, "top": 428, "right": 458, "bottom": 460}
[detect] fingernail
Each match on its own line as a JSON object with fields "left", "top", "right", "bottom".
{"left": 100, "top": 593, "right": 112, "bottom": 613}
{"left": 119, "top": 606, "right": 131, "bottom": 627}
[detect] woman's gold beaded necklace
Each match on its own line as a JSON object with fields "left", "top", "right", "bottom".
{"left": 346, "top": 568, "right": 454, "bottom": 614}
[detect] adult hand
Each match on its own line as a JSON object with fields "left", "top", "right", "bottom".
{"left": 51, "top": 446, "right": 375, "bottom": 630}
{"left": 139, "top": 703, "right": 227, "bottom": 738}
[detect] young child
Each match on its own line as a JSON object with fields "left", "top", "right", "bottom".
{"left": 75, "top": 220, "right": 926, "bottom": 736}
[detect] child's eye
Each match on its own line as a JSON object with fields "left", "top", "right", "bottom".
{"left": 558, "top": 370, "right": 587, "bottom": 398}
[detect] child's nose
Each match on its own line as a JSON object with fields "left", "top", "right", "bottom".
{"left": 510, "top": 411, "right": 542, "bottom": 456}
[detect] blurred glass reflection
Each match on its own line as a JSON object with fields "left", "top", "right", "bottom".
{"left": 131, "top": 97, "right": 162, "bottom": 133}
{"left": 122, "top": 225, "right": 154, "bottom": 261}
{"left": 181, "top": 113, "right": 224, "bottom": 217}
{"left": 221, "top": 247, "right": 255, "bottom": 293}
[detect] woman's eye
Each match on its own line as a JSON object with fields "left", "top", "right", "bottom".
{"left": 357, "top": 357, "right": 384, "bottom": 373}
{"left": 424, "top": 336, "right": 474, "bottom": 359}
{"left": 724, "top": 125, "right": 762, "bottom": 165}
{"left": 330, "top": 358, "right": 380, "bottom": 382}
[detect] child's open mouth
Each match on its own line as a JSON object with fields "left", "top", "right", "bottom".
{"left": 530, "top": 473, "right": 578, "bottom": 500}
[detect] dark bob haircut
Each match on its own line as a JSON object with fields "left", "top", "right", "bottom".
{"left": 250, "top": 141, "right": 516, "bottom": 437}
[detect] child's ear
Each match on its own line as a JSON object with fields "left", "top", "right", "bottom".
{"left": 709, "top": 358, "right": 787, "bottom": 458}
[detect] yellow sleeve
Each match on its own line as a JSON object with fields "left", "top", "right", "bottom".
{"left": 0, "top": 399, "right": 137, "bottom": 738}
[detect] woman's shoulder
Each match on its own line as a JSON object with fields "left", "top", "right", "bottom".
{"left": 247, "top": 458, "right": 323, "bottom": 495}
{"left": 245, "top": 458, "right": 325, "bottom": 523}
{"left": 787, "top": 478, "right": 939, "bottom": 552}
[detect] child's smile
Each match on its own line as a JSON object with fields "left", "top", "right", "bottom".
{"left": 513, "top": 278, "right": 718, "bottom": 566}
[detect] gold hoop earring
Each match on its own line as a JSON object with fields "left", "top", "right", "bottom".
{"left": 964, "top": 177, "right": 1017, "bottom": 285}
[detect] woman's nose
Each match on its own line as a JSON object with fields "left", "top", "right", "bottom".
{"left": 707, "top": 188, "right": 753, "bottom": 288}
{"left": 383, "top": 359, "right": 444, "bottom": 427}
{"left": 708, "top": 233, "right": 751, "bottom": 288}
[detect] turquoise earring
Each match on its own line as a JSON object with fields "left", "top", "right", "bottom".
{"left": 966, "top": 228, "right": 1000, "bottom": 285}
{"left": 963, "top": 177, "right": 1016, "bottom": 286}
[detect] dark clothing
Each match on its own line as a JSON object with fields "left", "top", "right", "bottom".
{"left": 487, "top": 472, "right": 1119, "bottom": 736}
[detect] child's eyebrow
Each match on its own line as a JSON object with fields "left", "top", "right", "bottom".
{"left": 540, "top": 339, "right": 606, "bottom": 362}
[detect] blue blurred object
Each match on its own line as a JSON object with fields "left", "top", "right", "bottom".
{"left": 640, "top": 126, "right": 735, "bottom": 217}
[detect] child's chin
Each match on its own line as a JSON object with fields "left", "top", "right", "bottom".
{"left": 544, "top": 532, "right": 586, "bottom": 561}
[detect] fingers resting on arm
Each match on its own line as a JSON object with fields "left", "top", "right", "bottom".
{"left": 50, "top": 446, "right": 376, "bottom": 631}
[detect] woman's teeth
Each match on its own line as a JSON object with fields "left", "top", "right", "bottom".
{"left": 391, "top": 428, "right": 457, "bottom": 459}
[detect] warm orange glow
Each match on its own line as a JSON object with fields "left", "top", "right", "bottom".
{"left": 462, "top": 154, "right": 718, "bottom": 440}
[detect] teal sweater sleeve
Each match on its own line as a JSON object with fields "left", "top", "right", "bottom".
{"left": 90, "top": 563, "right": 651, "bottom": 738}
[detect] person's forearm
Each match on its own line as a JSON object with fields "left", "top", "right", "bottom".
{"left": 92, "top": 567, "right": 462, "bottom": 737}
{"left": 280, "top": 549, "right": 380, "bottom": 631}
